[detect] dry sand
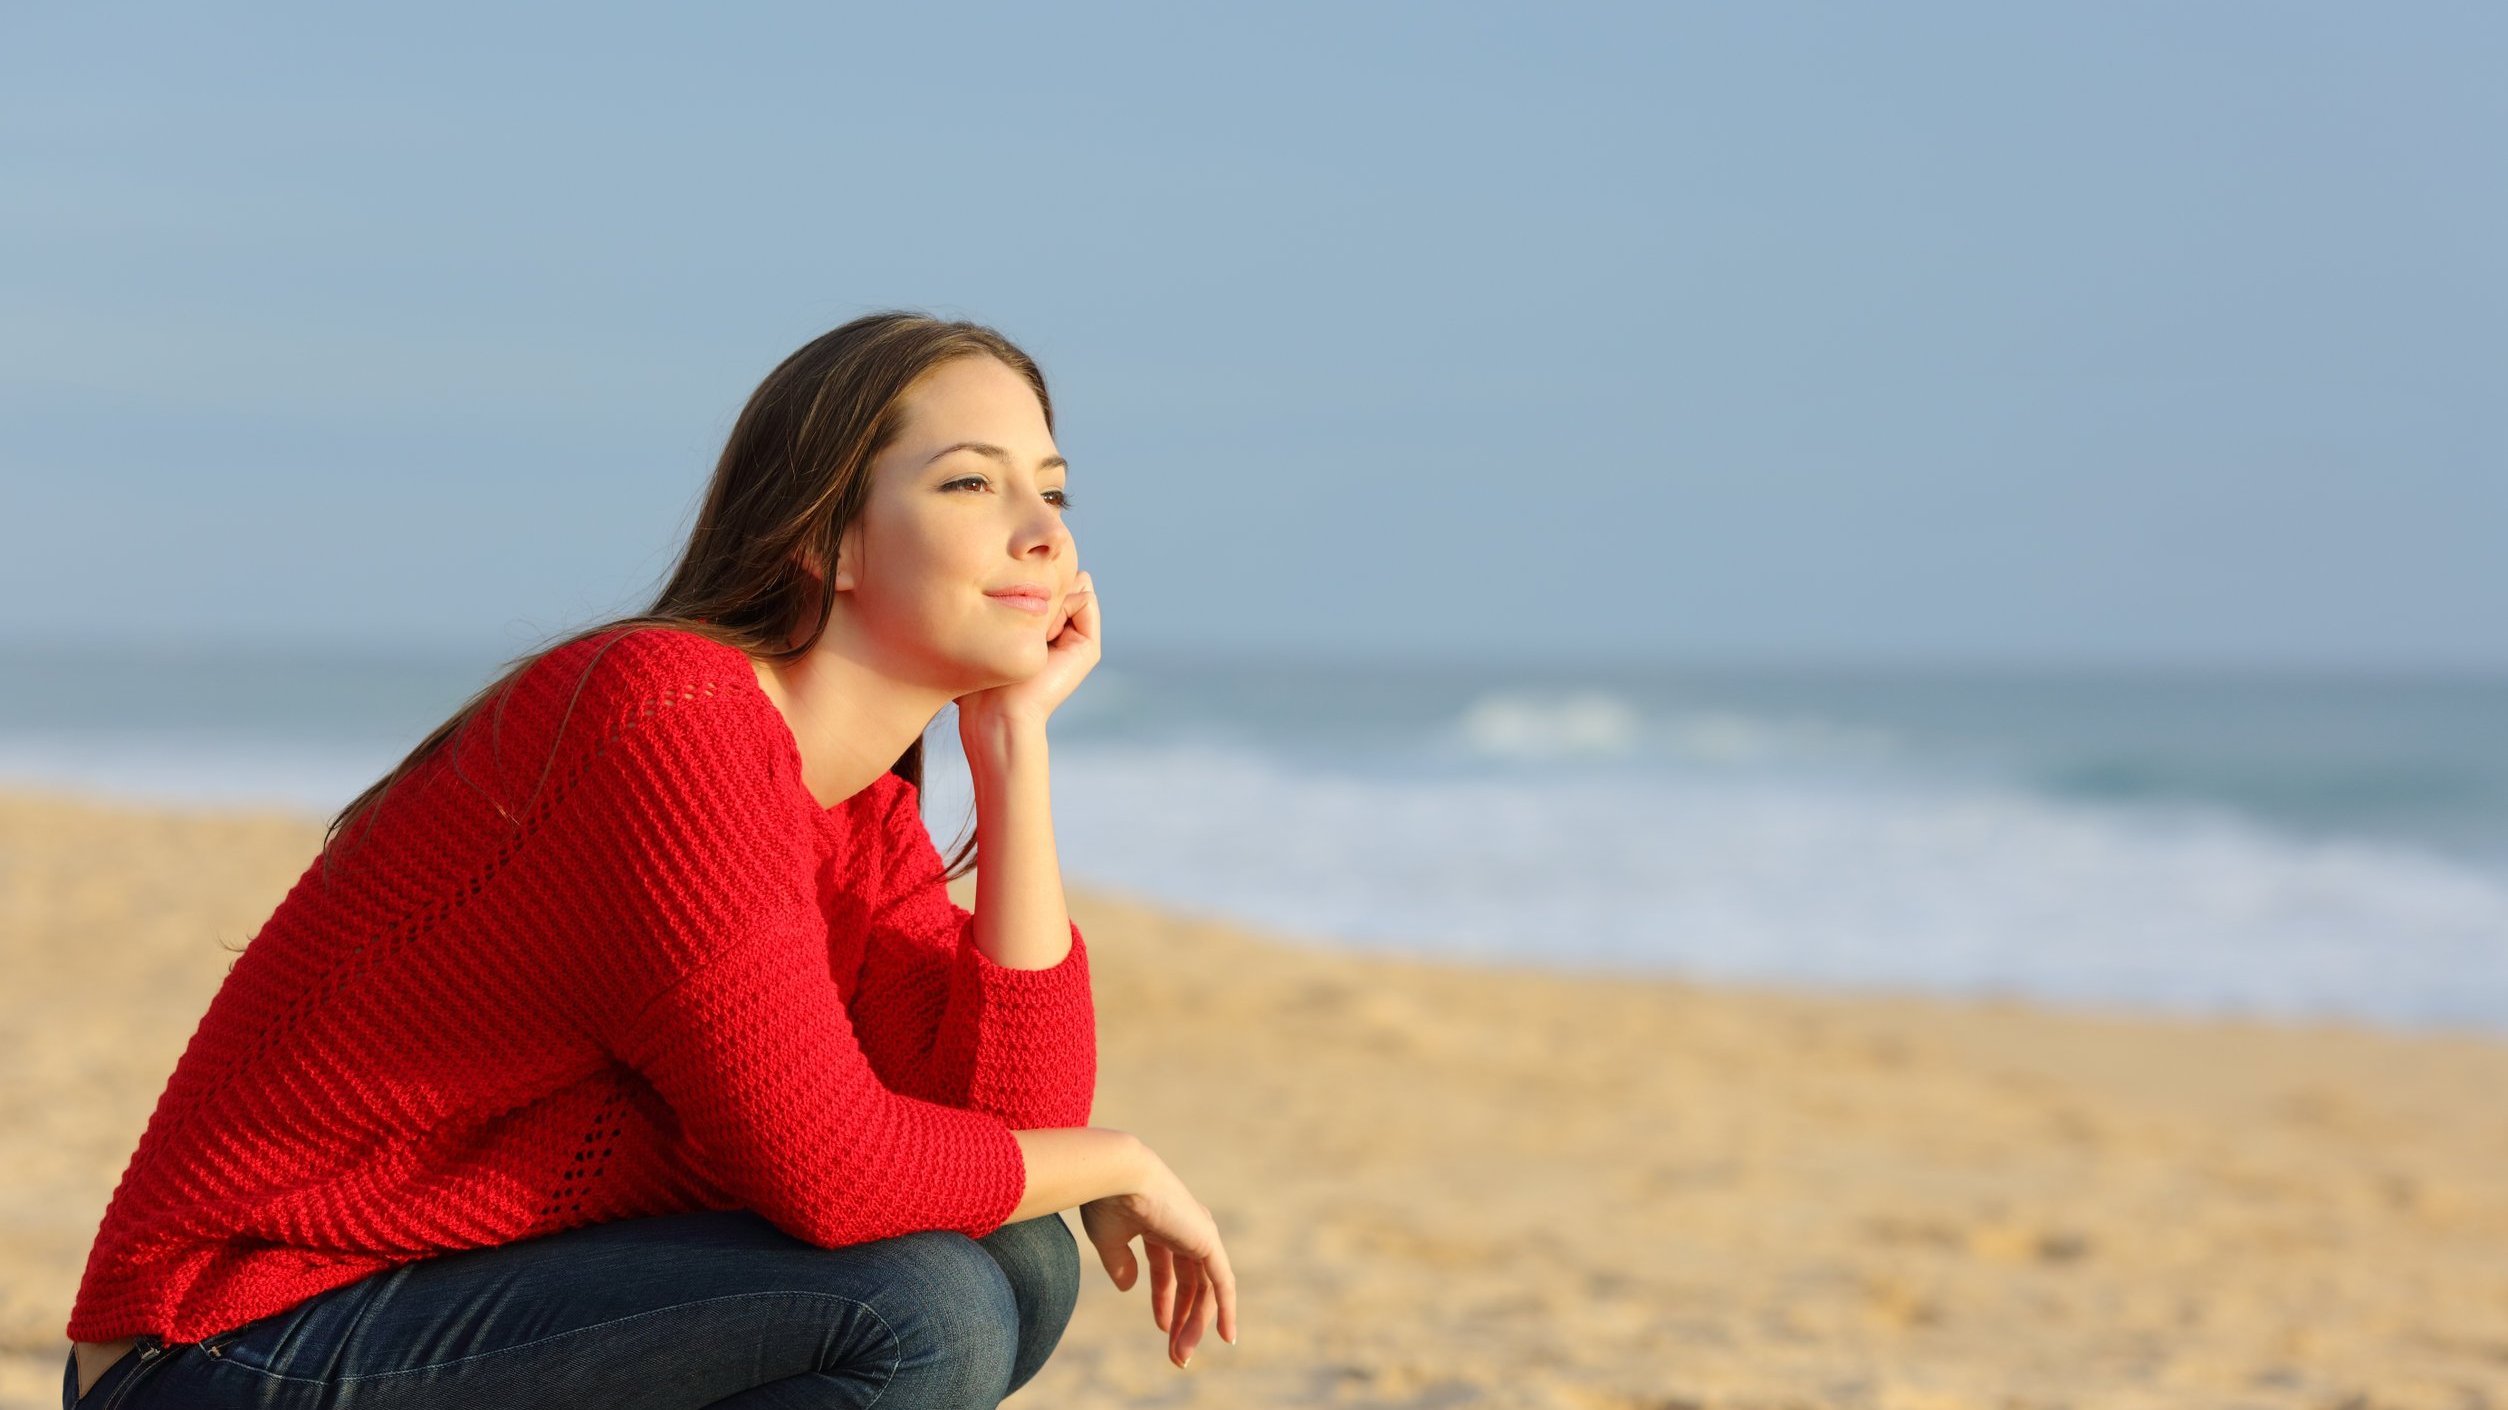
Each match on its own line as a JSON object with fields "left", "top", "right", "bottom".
{"left": 4, "top": 786, "right": 2505, "bottom": 1409}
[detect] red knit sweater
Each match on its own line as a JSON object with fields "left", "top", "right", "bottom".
{"left": 65, "top": 626, "right": 1096, "bottom": 1345}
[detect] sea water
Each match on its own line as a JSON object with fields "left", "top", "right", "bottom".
{"left": 5, "top": 640, "right": 2503, "bottom": 1034}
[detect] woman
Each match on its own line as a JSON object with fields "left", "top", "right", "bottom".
{"left": 62, "top": 312, "right": 1238, "bottom": 1408}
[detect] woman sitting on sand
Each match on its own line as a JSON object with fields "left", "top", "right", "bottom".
{"left": 62, "top": 312, "right": 1239, "bottom": 1409}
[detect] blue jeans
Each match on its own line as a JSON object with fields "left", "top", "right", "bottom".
{"left": 65, "top": 1207, "right": 1079, "bottom": 1409}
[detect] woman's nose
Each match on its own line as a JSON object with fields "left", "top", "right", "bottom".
{"left": 1018, "top": 495, "right": 1069, "bottom": 551}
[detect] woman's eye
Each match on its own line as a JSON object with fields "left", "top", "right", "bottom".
{"left": 945, "top": 477, "right": 1074, "bottom": 510}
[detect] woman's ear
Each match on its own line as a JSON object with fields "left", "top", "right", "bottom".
{"left": 789, "top": 543, "right": 847, "bottom": 594}
{"left": 828, "top": 523, "right": 861, "bottom": 593}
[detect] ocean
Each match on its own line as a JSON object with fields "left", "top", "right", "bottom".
{"left": 6, "top": 639, "right": 2503, "bottom": 1035}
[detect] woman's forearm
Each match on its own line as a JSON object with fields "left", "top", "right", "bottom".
{"left": 960, "top": 712, "right": 1074, "bottom": 971}
{"left": 1006, "top": 1126, "right": 1150, "bottom": 1223}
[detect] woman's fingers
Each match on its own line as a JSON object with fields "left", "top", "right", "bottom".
{"left": 1169, "top": 1257, "right": 1204, "bottom": 1367}
{"left": 1205, "top": 1238, "right": 1240, "bottom": 1346}
{"left": 1144, "top": 1240, "right": 1177, "bottom": 1333}
{"left": 1052, "top": 570, "right": 1096, "bottom": 645}
{"left": 1088, "top": 1229, "right": 1138, "bottom": 1292}
{"left": 1196, "top": 1262, "right": 1219, "bottom": 1353}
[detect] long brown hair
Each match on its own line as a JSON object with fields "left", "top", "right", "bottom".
{"left": 321, "top": 311, "right": 1053, "bottom": 887}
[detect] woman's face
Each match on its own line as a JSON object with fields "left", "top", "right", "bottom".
{"left": 831, "top": 354, "right": 1077, "bottom": 694}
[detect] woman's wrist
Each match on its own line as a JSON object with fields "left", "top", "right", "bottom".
{"left": 961, "top": 711, "right": 1048, "bottom": 814}
{"left": 1114, "top": 1129, "right": 1160, "bottom": 1195}
{"left": 1007, "top": 1126, "right": 1156, "bottom": 1222}
{"left": 958, "top": 702, "right": 1049, "bottom": 761}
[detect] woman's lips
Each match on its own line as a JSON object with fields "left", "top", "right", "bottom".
{"left": 985, "top": 590, "right": 1051, "bottom": 615}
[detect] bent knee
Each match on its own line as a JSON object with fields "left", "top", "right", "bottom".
{"left": 985, "top": 1215, "right": 1079, "bottom": 1315}
{"left": 980, "top": 1214, "right": 1080, "bottom": 1391}
{"left": 888, "top": 1228, "right": 1024, "bottom": 1323}
{"left": 873, "top": 1231, "right": 1023, "bottom": 1386}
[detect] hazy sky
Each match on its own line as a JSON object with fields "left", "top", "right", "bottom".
{"left": 5, "top": 3, "right": 2501, "bottom": 668}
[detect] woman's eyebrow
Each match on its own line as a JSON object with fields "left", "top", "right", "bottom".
{"left": 922, "top": 441, "right": 1068, "bottom": 472}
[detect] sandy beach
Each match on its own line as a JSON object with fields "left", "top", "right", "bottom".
{"left": 4, "top": 785, "right": 2504, "bottom": 1410}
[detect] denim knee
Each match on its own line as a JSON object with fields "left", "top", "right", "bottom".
{"left": 877, "top": 1229, "right": 1024, "bottom": 1403}
{"left": 978, "top": 1214, "right": 1081, "bottom": 1394}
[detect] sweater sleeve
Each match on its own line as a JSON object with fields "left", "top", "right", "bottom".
{"left": 568, "top": 684, "right": 1027, "bottom": 1247}
{"left": 848, "top": 782, "right": 1098, "bottom": 1129}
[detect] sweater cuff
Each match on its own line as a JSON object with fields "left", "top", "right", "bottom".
{"left": 955, "top": 918, "right": 1090, "bottom": 990}
{"left": 957, "top": 1108, "right": 1030, "bottom": 1238}
{"left": 942, "top": 920, "right": 1097, "bottom": 1128}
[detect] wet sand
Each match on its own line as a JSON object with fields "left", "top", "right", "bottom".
{"left": 4, "top": 786, "right": 2504, "bottom": 1408}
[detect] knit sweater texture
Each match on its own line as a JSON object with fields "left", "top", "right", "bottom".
{"left": 65, "top": 626, "right": 1096, "bottom": 1345}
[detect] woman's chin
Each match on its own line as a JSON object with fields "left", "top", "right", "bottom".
{"left": 957, "top": 640, "right": 1049, "bottom": 691}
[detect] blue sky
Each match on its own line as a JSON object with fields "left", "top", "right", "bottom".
{"left": 4, "top": 2, "right": 2501, "bottom": 668}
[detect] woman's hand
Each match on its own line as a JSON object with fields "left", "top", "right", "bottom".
{"left": 1076, "top": 1143, "right": 1239, "bottom": 1369}
{"left": 957, "top": 568, "right": 1098, "bottom": 734}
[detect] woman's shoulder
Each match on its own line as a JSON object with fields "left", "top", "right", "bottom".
{"left": 493, "top": 625, "right": 785, "bottom": 781}
{"left": 516, "top": 623, "right": 909, "bottom": 830}
{"left": 541, "top": 624, "right": 755, "bottom": 701}
{"left": 519, "top": 626, "right": 764, "bottom": 729}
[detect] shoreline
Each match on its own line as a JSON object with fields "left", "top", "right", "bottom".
{"left": 4, "top": 785, "right": 2504, "bottom": 1408}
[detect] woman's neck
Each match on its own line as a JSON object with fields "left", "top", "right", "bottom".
{"left": 748, "top": 648, "right": 947, "bottom": 809}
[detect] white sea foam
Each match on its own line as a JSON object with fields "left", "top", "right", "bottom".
{"left": 9, "top": 719, "right": 2504, "bottom": 1033}
{"left": 923, "top": 741, "right": 2508, "bottom": 1032}
{"left": 1453, "top": 692, "right": 1646, "bottom": 759}
{"left": 1449, "top": 693, "right": 1900, "bottom": 767}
